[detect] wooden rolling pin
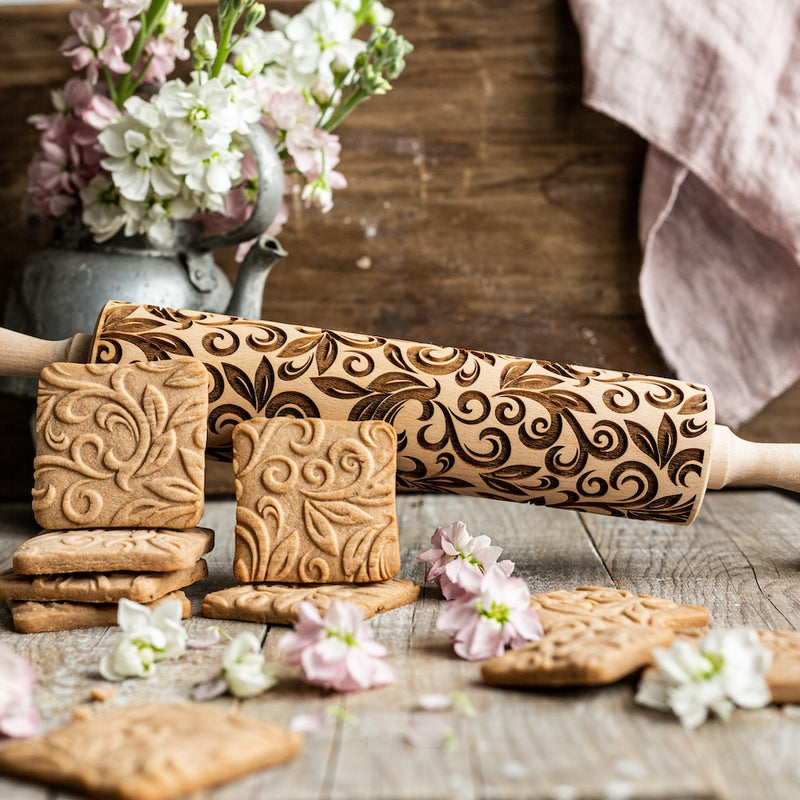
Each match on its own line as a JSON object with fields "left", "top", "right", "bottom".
{"left": 2, "top": 300, "right": 798, "bottom": 524}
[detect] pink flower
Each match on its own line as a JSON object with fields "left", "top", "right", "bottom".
{"left": 417, "top": 521, "right": 514, "bottom": 599}
{"left": 279, "top": 601, "right": 397, "bottom": 692}
{"left": 0, "top": 644, "right": 40, "bottom": 738}
{"left": 436, "top": 565, "right": 544, "bottom": 661}
{"left": 61, "top": 7, "right": 136, "bottom": 84}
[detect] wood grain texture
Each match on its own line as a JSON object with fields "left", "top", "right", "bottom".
{"left": 1, "top": 0, "right": 796, "bottom": 496}
{"left": 1, "top": 491, "right": 800, "bottom": 798}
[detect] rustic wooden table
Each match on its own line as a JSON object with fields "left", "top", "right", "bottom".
{"left": 1, "top": 490, "right": 799, "bottom": 800}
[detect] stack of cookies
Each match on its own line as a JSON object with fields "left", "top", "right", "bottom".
{"left": 202, "top": 417, "right": 419, "bottom": 625}
{"left": 1, "top": 360, "right": 214, "bottom": 633}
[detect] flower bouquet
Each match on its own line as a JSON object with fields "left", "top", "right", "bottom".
{"left": 24, "top": 0, "right": 412, "bottom": 253}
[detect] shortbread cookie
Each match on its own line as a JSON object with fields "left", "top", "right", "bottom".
{"left": 530, "top": 586, "right": 708, "bottom": 631}
{"left": 481, "top": 617, "right": 674, "bottom": 687}
{"left": 13, "top": 527, "right": 214, "bottom": 575}
{"left": 0, "top": 702, "right": 302, "bottom": 800}
{"left": 0, "top": 560, "right": 207, "bottom": 604}
{"left": 202, "top": 578, "right": 420, "bottom": 624}
{"left": 757, "top": 630, "right": 800, "bottom": 703}
{"left": 8, "top": 590, "right": 191, "bottom": 633}
{"left": 33, "top": 360, "right": 208, "bottom": 530}
{"left": 232, "top": 417, "right": 400, "bottom": 583}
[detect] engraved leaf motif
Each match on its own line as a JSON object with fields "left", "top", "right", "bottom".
{"left": 143, "top": 384, "right": 169, "bottom": 436}
{"left": 151, "top": 477, "right": 202, "bottom": 503}
{"left": 136, "top": 429, "right": 177, "bottom": 477}
{"left": 303, "top": 501, "right": 342, "bottom": 557}
{"left": 626, "top": 415, "right": 677, "bottom": 468}
{"left": 267, "top": 530, "right": 301, "bottom": 581}
{"left": 308, "top": 499, "right": 373, "bottom": 526}
{"left": 367, "top": 372, "right": 429, "bottom": 393}
{"left": 168, "top": 395, "right": 207, "bottom": 430}
{"left": 279, "top": 334, "right": 323, "bottom": 358}
{"left": 315, "top": 336, "right": 337, "bottom": 374}
{"left": 311, "top": 376, "right": 371, "bottom": 400}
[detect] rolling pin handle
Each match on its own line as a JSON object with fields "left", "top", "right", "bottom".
{"left": 709, "top": 424, "right": 800, "bottom": 493}
{"left": 0, "top": 328, "right": 92, "bottom": 378}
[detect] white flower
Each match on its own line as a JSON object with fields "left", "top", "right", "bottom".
{"left": 81, "top": 175, "right": 127, "bottom": 242}
{"left": 279, "top": 0, "right": 364, "bottom": 91}
{"left": 191, "top": 14, "right": 218, "bottom": 64}
{"left": 635, "top": 629, "right": 772, "bottom": 728}
{"left": 99, "top": 598, "right": 188, "bottom": 681}
{"left": 223, "top": 632, "right": 276, "bottom": 698}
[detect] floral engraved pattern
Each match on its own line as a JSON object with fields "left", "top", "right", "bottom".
{"left": 0, "top": 703, "right": 302, "bottom": 798}
{"left": 32, "top": 360, "right": 208, "bottom": 530}
{"left": 231, "top": 417, "right": 400, "bottom": 583}
{"left": 93, "top": 302, "right": 716, "bottom": 524}
{"left": 201, "top": 579, "right": 421, "bottom": 623}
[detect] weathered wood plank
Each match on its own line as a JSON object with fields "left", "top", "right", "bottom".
{"left": 0, "top": 492, "right": 799, "bottom": 799}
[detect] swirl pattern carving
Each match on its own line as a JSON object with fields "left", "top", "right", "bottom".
{"left": 32, "top": 359, "right": 209, "bottom": 530}
{"left": 231, "top": 417, "right": 400, "bottom": 583}
{"left": 92, "top": 302, "right": 715, "bottom": 524}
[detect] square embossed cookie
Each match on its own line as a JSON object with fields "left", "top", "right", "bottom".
{"left": 33, "top": 360, "right": 209, "bottom": 530}
{"left": 232, "top": 417, "right": 400, "bottom": 583}
{"left": 13, "top": 527, "right": 214, "bottom": 574}
{"left": 202, "top": 578, "right": 420, "bottom": 624}
{"left": 9, "top": 589, "right": 191, "bottom": 633}
{"left": 0, "top": 702, "right": 302, "bottom": 800}
{"left": 0, "top": 560, "right": 207, "bottom": 604}
{"left": 481, "top": 616, "right": 675, "bottom": 687}
{"left": 529, "top": 586, "right": 709, "bottom": 632}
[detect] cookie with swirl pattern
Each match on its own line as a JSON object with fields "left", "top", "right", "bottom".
{"left": 32, "top": 360, "right": 208, "bottom": 530}
{"left": 13, "top": 527, "right": 214, "bottom": 574}
{"left": 0, "top": 702, "right": 302, "bottom": 800}
{"left": 232, "top": 417, "right": 400, "bottom": 584}
{"left": 0, "top": 560, "right": 207, "bottom": 604}
{"left": 201, "top": 578, "right": 419, "bottom": 624}
{"left": 481, "top": 616, "right": 674, "bottom": 687}
{"left": 529, "top": 585, "right": 708, "bottom": 631}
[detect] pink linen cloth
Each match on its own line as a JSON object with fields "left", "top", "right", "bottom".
{"left": 568, "top": 0, "right": 800, "bottom": 426}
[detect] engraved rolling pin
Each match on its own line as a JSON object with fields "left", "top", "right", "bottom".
{"left": 1, "top": 300, "right": 798, "bottom": 524}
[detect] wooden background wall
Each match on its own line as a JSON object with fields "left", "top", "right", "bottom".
{"left": 0, "top": 0, "right": 797, "bottom": 497}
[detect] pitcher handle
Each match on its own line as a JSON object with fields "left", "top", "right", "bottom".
{"left": 193, "top": 122, "right": 284, "bottom": 251}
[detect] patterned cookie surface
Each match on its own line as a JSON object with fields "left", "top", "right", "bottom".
{"left": 0, "top": 702, "right": 302, "bottom": 800}
{"left": 202, "top": 578, "right": 420, "bottom": 624}
{"left": 481, "top": 617, "right": 674, "bottom": 687}
{"left": 530, "top": 585, "right": 708, "bottom": 631}
{"left": 32, "top": 360, "right": 208, "bottom": 530}
{"left": 9, "top": 590, "right": 190, "bottom": 633}
{"left": 0, "top": 560, "right": 207, "bottom": 604}
{"left": 13, "top": 527, "right": 214, "bottom": 574}
{"left": 232, "top": 417, "right": 400, "bottom": 584}
{"left": 756, "top": 630, "right": 800, "bottom": 703}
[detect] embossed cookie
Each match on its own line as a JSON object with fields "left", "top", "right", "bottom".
{"left": 0, "top": 560, "right": 207, "bottom": 604}
{"left": 0, "top": 702, "right": 302, "bottom": 800}
{"left": 202, "top": 578, "right": 420, "bottom": 624}
{"left": 13, "top": 527, "right": 214, "bottom": 574}
{"left": 33, "top": 360, "right": 209, "bottom": 530}
{"left": 8, "top": 590, "right": 190, "bottom": 633}
{"left": 756, "top": 630, "right": 800, "bottom": 703}
{"left": 232, "top": 417, "right": 400, "bottom": 583}
{"left": 530, "top": 586, "right": 709, "bottom": 631}
{"left": 481, "top": 617, "right": 674, "bottom": 687}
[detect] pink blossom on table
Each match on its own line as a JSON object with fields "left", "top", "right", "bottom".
{"left": 61, "top": 7, "right": 137, "bottom": 84}
{"left": 0, "top": 644, "right": 40, "bottom": 738}
{"left": 278, "top": 601, "right": 397, "bottom": 692}
{"left": 436, "top": 564, "right": 544, "bottom": 661}
{"left": 417, "top": 521, "right": 514, "bottom": 599}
